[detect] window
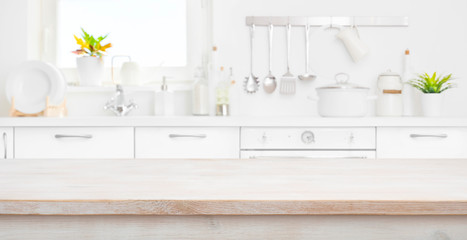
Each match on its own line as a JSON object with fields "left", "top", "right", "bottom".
{"left": 40, "top": 0, "right": 210, "bottom": 83}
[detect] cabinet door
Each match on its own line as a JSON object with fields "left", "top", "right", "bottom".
{"left": 15, "top": 127, "right": 134, "bottom": 159}
{"left": 135, "top": 127, "right": 240, "bottom": 159}
{"left": 0, "top": 128, "right": 13, "bottom": 159}
{"left": 377, "top": 127, "right": 467, "bottom": 159}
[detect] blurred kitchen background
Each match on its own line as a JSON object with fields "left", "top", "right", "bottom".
{"left": 0, "top": 0, "right": 466, "bottom": 117}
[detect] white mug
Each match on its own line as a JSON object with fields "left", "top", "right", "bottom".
{"left": 335, "top": 26, "right": 369, "bottom": 62}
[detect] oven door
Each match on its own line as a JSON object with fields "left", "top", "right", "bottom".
{"left": 240, "top": 150, "right": 376, "bottom": 159}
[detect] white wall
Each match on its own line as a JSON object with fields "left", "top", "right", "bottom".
{"left": 0, "top": 0, "right": 29, "bottom": 116}
{"left": 212, "top": 0, "right": 467, "bottom": 116}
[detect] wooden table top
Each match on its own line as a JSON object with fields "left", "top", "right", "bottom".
{"left": 1, "top": 158, "right": 467, "bottom": 215}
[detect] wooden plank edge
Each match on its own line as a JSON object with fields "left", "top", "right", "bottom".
{"left": 2, "top": 200, "right": 467, "bottom": 216}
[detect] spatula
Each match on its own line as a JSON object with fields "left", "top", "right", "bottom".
{"left": 280, "top": 24, "right": 296, "bottom": 95}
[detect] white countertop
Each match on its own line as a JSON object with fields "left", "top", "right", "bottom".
{"left": 0, "top": 116, "right": 466, "bottom": 127}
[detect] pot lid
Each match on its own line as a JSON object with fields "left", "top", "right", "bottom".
{"left": 379, "top": 69, "right": 401, "bottom": 77}
{"left": 316, "top": 73, "right": 369, "bottom": 90}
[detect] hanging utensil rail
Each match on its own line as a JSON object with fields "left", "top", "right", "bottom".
{"left": 245, "top": 16, "right": 409, "bottom": 27}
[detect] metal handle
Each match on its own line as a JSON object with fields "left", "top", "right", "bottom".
{"left": 249, "top": 24, "right": 255, "bottom": 74}
{"left": 55, "top": 134, "right": 93, "bottom": 139}
{"left": 286, "top": 23, "right": 291, "bottom": 72}
{"left": 248, "top": 156, "right": 368, "bottom": 159}
{"left": 304, "top": 24, "right": 310, "bottom": 73}
{"left": 3, "top": 132, "right": 7, "bottom": 159}
{"left": 268, "top": 24, "right": 273, "bottom": 72}
{"left": 169, "top": 134, "right": 207, "bottom": 139}
{"left": 410, "top": 134, "right": 448, "bottom": 139}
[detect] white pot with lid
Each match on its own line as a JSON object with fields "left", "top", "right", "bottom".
{"left": 311, "top": 73, "right": 375, "bottom": 117}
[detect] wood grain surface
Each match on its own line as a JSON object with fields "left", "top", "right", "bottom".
{"left": 1, "top": 158, "right": 467, "bottom": 215}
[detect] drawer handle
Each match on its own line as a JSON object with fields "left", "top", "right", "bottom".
{"left": 410, "top": 134, "right": 448, "bottom": 139}
{"left": 248, "top": 156, "right": 368, "bottom": 159}
{"left": 3, "top": 132, "right": 7, "bottom": 159}
{"left": 55, "top": 134, "right": 93, "bottom": 139}
{"left": 169, "top": 134, "right": 207, "bottom": 139}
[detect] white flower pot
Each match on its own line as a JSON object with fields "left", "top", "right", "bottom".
{"left": 421, "top": 93, "right": 443, "bottom": 117}
{"left": 76, "top": 56, "right": 104, "bottom": 86}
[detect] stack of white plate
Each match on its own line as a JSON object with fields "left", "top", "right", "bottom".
{"left": 6, "top": 61, "right": 67, "bottom": 114}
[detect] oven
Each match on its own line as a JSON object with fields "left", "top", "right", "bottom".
{"left": 240, "top": 127, "right": 376, "bottom": 159}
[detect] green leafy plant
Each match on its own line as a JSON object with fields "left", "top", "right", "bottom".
{"left": 72, "top": 28, "right": 112, "bottom": 57}
{"left": 409, "top": 72, "right": 454, "bottom": 93}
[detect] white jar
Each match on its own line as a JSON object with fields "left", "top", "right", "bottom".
{"left": 377, "top": 70, "right": 403, "bottom": 92}
{"left": 376, "top": 70, "right": 403, "bottom": 117}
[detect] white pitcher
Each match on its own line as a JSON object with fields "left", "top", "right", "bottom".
{"left": 335, "top": 26, "right": 369, "bottom": 62}
{"left": 318, "top": 24, "right": 369, "bottom": 62}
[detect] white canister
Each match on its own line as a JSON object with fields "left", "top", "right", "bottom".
{"left": 377, "top": 70, "right": 403, "bottom": 92}
{"left": 376, "top": 70, "right": 403, "bottom": 117}
{"left": 376, "top": 91, "right": 403, "bottom": 117}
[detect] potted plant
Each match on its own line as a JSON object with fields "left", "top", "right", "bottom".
{"left": 409, "top": 72, "right": 454, "bottom": 117}
{"left": 72, "top": 28, "right": 112, "bottom": 86}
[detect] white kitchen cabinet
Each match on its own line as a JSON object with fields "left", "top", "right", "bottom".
{"left": 377, "top": 127, "right": 467, "bottom": 159}
{"left": 15, "top": 127, "right": 134, "bottom": 159}
{"left": 0, "top": 128, "right": 13, "bottom": 159}
{"left": 135, "top": 127, "right": 240, "bottom": 159}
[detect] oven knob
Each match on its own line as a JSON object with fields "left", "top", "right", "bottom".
{"left": 301, "top": 131, "right": 315, "bottom": 144}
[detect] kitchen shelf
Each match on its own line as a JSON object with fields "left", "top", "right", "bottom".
{"left": 245, "top": 16, "right": 409, "bottom": 27}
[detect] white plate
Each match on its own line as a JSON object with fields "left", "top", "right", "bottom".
{"left": 6, "top": 61, "right": 66, "bottom": 114}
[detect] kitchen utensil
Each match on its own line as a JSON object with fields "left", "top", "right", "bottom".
{"left": 312, "top": 73, "right": 375, "bottom": 117}
{"left": 263, "top": 24, "right": 277, "bottom": 93}
{"left": 244, "top": 24, "right": 259, "bottom": 94}
{"left": 335, "top": 25, "right": 369, "bottom": 62}
{"left": 6, "top": 61, "right": 66, "bottom": 114}
{"left": 298, "top": 24, "right": 317, "bottom": 81}
{"left": 280, "top": 24, "right": 296, "bottom": 95}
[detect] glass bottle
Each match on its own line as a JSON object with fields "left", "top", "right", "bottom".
{"left": 192, "top": 67, "right": 209, "bottom": 116}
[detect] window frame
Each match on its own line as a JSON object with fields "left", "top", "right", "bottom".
{"left": 39, "top": 0, "right": 211, "bottom": 84}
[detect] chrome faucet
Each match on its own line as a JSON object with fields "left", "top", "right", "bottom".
{"left": 104, "top": 85, "right": 137, "bottom": 116}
